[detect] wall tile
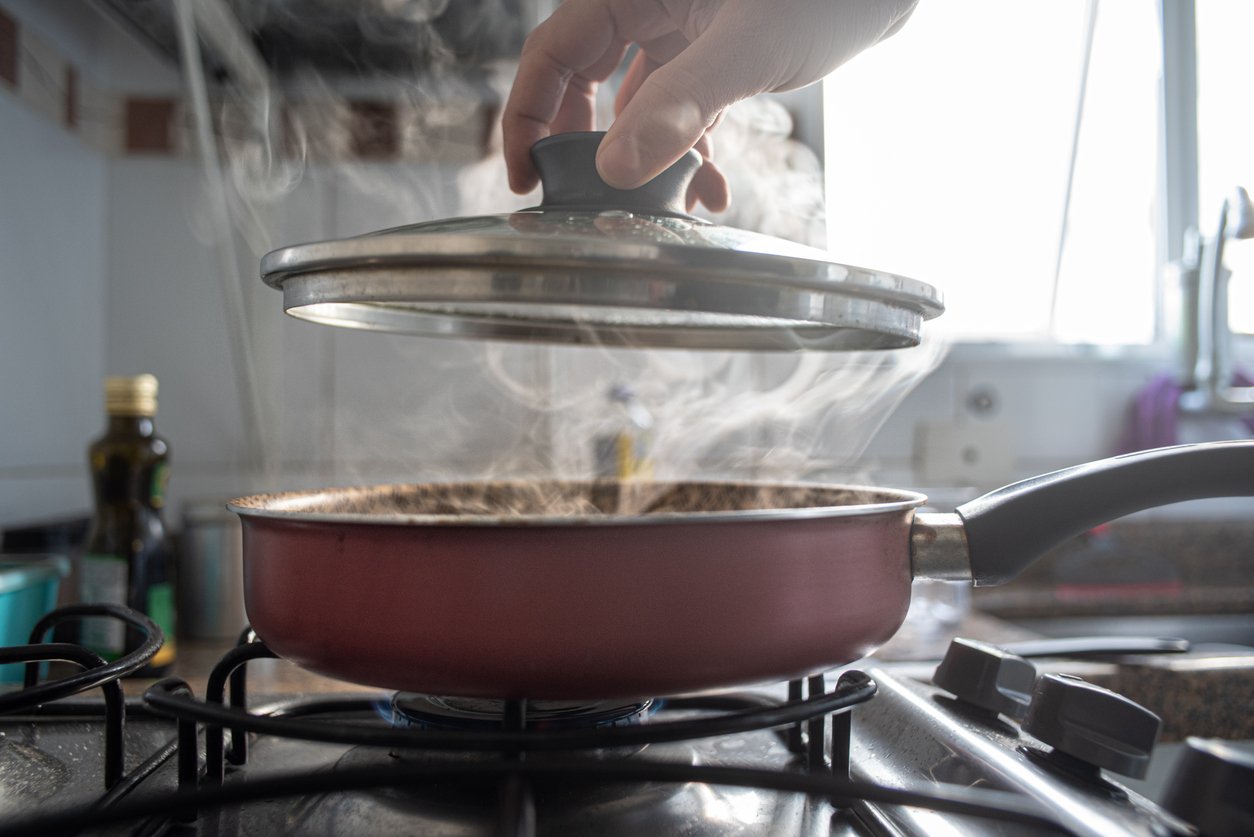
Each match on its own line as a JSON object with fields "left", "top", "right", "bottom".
{"left": 0, "top": 8, "right": 17, "bottom": 88}
{"left": 123, "top": 97, "right": 177, "bottom": 154}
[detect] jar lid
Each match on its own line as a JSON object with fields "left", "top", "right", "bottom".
{"left": 261, "top": 132, "right": 943, "bottom": 352}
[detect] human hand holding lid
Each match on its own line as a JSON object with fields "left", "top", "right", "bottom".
{"left": 502, "top": 0, "right": 919, "bottom": 212}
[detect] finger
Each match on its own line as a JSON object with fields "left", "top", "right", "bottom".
{"left": 502, "top": 1, "right": 626, "bottom": 193}
{"left": 550, "top": 73, "right": 600, "bottom": 136}
{"left": 692, "top": 131, "right": 713, "bottom": 161}
{"left": 615, "top": 32, "right": 689, "bottom": 117}
{"left": 596, "top": 15, "right": 769, "bottom": 190}
{"left": 687, "top": 160, "right": 729, "bottom": 213}
{"left": 686, "top": 134, "right": 729, "bottom": 213}
{"left": 563, "top": 37, "right": 641, "bottom": 132}
{"left": 615, "top": 50, "right": 653, "bottom": 117}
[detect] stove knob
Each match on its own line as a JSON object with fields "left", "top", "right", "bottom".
{"left": 1161, "top": 737, "right": 1254, "bottom": 837}
{"left": 933, "top": 637, "right": 1037, "bottom": 720}
{"left": 1022, "top": 673, "right": 1160, "bottom": 779}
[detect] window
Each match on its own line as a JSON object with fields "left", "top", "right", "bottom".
{"left": 1196, "top": 0, "right": 1254, "bottom": 335}
{"left": 823, "top": 1, "right": 1161, "bottom": 343}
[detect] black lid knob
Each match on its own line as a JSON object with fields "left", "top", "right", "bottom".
{"left": 932, "top": 637, "right": 1037, "bottom": 720}
{"left": 529, "top": 132, "right": 701, "bottom": 217}
{"left": 1022, "top": 673, "right": 1161, "bottom": 779}
{"left": 1161, "top": 737, "right": 1254, "bottom": 837}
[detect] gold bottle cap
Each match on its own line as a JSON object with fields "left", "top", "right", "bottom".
{"left": 104, "top": 374, "right": 158, "bottom": 416}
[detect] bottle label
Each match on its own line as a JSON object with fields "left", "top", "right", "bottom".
{"left": 150, "top": 461, "right": 169, "bottom": 509}
{"left": 80, "top": 554, "right": 128, "bottom": 656}
{"left": 146, "top": 583, "right": 177, "bottom": 667}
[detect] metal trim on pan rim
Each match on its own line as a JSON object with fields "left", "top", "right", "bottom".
{"left": 227, "top": 485, "right": 929, "bottom": 527}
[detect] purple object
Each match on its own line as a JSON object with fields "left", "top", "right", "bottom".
{"left": 1117, "top": 372, "right": 1254, "bottom": 453}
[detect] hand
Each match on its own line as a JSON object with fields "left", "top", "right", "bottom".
{"left": 502, "top": 0, "right": 918, "bottom": 212}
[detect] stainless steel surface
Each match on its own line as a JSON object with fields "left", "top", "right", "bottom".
{"left": 2, "top": 635, "right": 1244, "bottom": 835}
{"left": 177, "top": 501, "right": 246, "bottom": 641}
{"left": 262, "top": 221, "right": 943, "bottom": 350}
{"left": 0, "top": 690, "right": 838, "bottom": 837}
{"left": 0, "top": 709, "right": 178, "bottom": 820}
{"left": 909, "top": 512, "right": 973, "bottom": 581}
{"left": 205, "top": 704, "right": 832, "bottom": 837}
{"left": 850, "top": 667, "right": 1194, "bottom": 837}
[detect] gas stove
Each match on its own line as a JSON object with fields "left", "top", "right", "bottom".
{"left": 0, "top": 605, "right": 1250, "bottom": 836}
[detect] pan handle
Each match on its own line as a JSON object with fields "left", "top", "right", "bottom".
{"left": 954, "top": 441, "right": 1254, "bottom": 586}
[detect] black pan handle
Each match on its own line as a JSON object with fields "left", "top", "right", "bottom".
{"left": 529, "top": 131, "right": 702, "bottom": 218}
{"left": 956, "top": 441, "right": 1254, "bottom": 586}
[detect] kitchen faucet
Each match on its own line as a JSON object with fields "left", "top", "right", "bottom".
{"left": 1179, "top": 185, "right": 1254, "bottom": 414}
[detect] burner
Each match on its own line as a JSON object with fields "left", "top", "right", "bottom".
{"left": 390, "top": 694, "right": 654, "bottom": 731}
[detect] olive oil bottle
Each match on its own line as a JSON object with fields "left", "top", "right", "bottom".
{"left": 80, "top": 375, "right": 176, "bottom": 674}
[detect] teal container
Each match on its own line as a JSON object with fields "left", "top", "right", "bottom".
{"left": 0, "top": 554, "right": 71, "bottom": 684}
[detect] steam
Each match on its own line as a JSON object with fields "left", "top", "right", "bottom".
{"left": 178, "top": 6, "right": 945, "bottom": 497}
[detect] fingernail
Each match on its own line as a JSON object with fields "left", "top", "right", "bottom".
{"left": 597, "top": 135, "right": 642, "bottom": 189}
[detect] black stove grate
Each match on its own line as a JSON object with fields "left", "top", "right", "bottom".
{"left": 0, "top": 619, "right": 1066, "bottom": 837}
{"left": 0, "top": 603, "right": 163, "bottom": 788}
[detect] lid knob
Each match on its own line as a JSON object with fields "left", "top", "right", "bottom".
{"left": 932, "top": 637, "right": 1036, "bottom": 720}
{"left": 529, "top": 132, "right": 702, "bottom": 217}
{"left": 1022, "top": 673, "right": 1160, "bottom": 779}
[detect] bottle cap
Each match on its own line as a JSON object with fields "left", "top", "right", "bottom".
{"left": 104, "top": 374, "right": 158, "bottom": 416}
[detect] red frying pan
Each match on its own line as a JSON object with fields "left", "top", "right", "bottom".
{"left": 229, "top": 441, "right": 1254, "bottom": 699}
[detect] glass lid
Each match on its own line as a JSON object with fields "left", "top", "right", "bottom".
{"left": 261, "top": 132, "right": 943, "bottom": 351}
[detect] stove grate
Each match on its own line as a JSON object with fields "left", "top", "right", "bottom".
{"left": 0, "top": 622, "right": 1067, "bottom": 837}
{"left": 0, "top": 603, "right": 164, "bottom": 788}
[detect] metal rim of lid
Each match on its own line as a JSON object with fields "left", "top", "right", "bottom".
{"left": 260, "top": 231, "right": 944, "bottom": 351}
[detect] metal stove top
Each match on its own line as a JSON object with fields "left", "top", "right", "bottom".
{"left": 0, "top": 605, "right": 1249, "bottom": 836}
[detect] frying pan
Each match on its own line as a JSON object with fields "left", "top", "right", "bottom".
{"left": 229, "top": 441, "right": 1254, "bottom": 699}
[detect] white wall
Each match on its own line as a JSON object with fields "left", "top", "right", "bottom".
{"left": 0, "top": 93, "right": 107, "bottom": 522}
{"left": 0, "top": 0, "right": 182, "bottom": 524}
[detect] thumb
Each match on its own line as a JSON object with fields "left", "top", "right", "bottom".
{"left": 596, "top": 23, "right": 768, "bottom": 189}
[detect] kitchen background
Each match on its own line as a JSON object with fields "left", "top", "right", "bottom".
{"left": 4, "top": 0, "right": 1254, "bottom": 535}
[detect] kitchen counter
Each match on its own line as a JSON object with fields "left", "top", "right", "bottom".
{"left": 974, "top": 519, "right": 1254, "bottom": 619}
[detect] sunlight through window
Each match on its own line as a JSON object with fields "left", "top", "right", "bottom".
{"left": 824, "top": 1, "right": 1160, "bottom": 344}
